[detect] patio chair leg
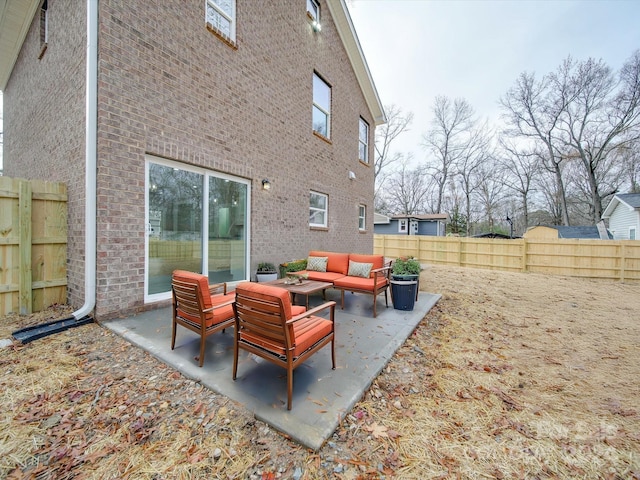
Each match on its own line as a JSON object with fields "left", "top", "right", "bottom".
{"left": 232, "top": 342, "right": 239, "bottom": 380}
{"left": 287, "top": 367, "right": 293, "bottom": 410}
{"left": 331, "top": 338, "right": 336, "bottom": 370}
{"left": 171, "top": 320, "right": 177, "bottom": 350}
{"left": 198, "top": 339, "right": 205, "bottom": 367}
{"left": 340, "top": 290, "right": 345, "bottom": 310}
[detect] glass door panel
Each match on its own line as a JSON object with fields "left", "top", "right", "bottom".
{"left": 208, "top": 176, "right": 247, "bottom": 283}
{"left": 148, "top": 163, "right": 203, "bottom": 295}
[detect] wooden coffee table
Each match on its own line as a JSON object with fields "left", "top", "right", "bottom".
{"left": 265, "top": 278, "right": 333, "bottom": 309}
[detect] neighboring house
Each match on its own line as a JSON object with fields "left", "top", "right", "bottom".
{"left": 523, "top": 225, "right": 613, "bottom": 240}
{"left": 601, "top": 193, "right": 640, "bottom": 240}
{"left": 1, "top": 1, "right": 385, "bottom": 320}
{"left": 374, "top": 213, "right": 448, "bottom": 236}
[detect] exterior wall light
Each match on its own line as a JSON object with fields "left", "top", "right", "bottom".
{"left": 262, "top": 179, "right": 271, "bottom": 190}
{"left": 312, "top": 20, "right": 321, "bottom": 32}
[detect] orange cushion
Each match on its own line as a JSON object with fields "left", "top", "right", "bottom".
{"left": 291, "top": 305, "right": 306, "bottom": 316}
{"left": 172, "top": 270, "right": 234, "bottom": 327}
{"left": 235, "top": 282, "right": 295, "bottom": 319}
{"left": 348, "top": 254, "right": 384, "bottom": 277}
{"left": 296, "top": 270, "right": 345, "bottom": 282}
{"left": 241, "top": 316, "right": 333, "bottom": 358}
{"left": 333, "top": 275, "right": 387, "bottom": 292}
{"left": 173, "top": 270, "right": 213, "bottom": 309}
{"left": 309, "top": 251, "right": 350, "bottom": 275}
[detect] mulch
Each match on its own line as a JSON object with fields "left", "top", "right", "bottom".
{"left": 1, "top": 266, "right": 639, "bottom": 479}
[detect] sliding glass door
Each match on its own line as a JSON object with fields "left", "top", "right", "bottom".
{"left": 146, "top": 157, "right": 249, "bottom": 300}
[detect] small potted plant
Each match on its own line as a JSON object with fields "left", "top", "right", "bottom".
{"left": 391, "top": 256, "right": 421, "bottom": 281}
{"left": 390, "top": 256, "right": 420, "bottom": 310}
{"left": 256, "top": 262, "right": 278, "bottom": 282}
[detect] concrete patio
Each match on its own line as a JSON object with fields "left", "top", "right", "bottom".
{"left": 103, "top": 288, "right": 440, "bottom": 451}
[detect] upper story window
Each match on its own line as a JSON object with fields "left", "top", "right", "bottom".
{"left": 310, "top": 191, "right": 328, "bottom": 228}
{"left": 307, "top": 0, "right": 321, "bottom": 31}
{"left": 358, "top": 205, "right": 366, "bottom": 231}
{"left": 630, "top": 226, "right": 637, "bottom": 240}
{"left": 206, "top": 0, "right": 236, "bottom": 42}
{"left": 359, "top": 118, "right": 369, "bottom": 164}
{"left": 313, "top": 73, "right": 331, "bottom": 139}
{"left": 307, "top": 0, "right": 320, "bottom": 22}
{"left": 38, "top": 0, "right": 49, "bottom": 59}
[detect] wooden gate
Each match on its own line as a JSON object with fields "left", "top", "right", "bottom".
{"left": 0, "top": 177, "right": 67, "bottom": 315}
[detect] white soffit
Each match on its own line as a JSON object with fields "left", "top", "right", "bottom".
{"left": 0, "top": 0, "right": 40, "bottom": 91}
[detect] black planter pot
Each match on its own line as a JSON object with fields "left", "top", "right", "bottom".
{"left": 391, "top": 275, "right": 419, "bottom": 311}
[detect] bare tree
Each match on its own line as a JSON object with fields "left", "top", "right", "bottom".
{"left": 497, "top": 137, "right": 541, "bottom": 230}
{"left": 454, "top": 122, "right": 493, "bottom": 235}
{"left": 617, "top": 140, "right": 640, "bottom": 193}
{"left": 423, "top": 96, "right": 475, "bottom": 213}
{"left": 500, "top": 69, "right": 574, "bottom": 225}
{"left": 383, "top": 160, "right": 430, "bottom": 215}
{"left": 374, "top": 104, "right": 414, "bottom": 202}
{"left": 557, "top": 51, "right": 640, "bottom": 221}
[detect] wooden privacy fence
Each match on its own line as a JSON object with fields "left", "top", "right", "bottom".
{"left": 0, "top": 177, "right": 68, "bottom": 315}
{"left": 374, "top": 235, "right": 640, "bottom": 282}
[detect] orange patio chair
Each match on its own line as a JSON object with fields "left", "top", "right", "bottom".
{"left": 171, "top": 270, "right": 235, "bottom": 367}
{"left": 232, "top": 282, "right": 336, "bottom": 410}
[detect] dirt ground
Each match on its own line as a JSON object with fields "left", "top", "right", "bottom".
{"left": 1, "top": 265, "right": 639, "bottom": 479}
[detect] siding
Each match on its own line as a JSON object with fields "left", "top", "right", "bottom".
{"left": 609, "top": 205, "right": 640, "bottom": 240}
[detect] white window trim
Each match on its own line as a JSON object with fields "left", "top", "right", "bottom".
{"left": 206, "top": 0, "right": 236, "bottom": 42}
{"left": 630, "top": 226, "right": 637, "bottom": 240}
{"left": 358, "top": 205, "right": 366, "bottom": 231}
{"left": 144, "top": 155, "right": 251, "bottom": 303}
{"left": 313, "top": 73, "right": 331, "bottom": 138}
{"left": 310, "top": 191, "right": 328, "bottom": 228}
{"left": 398, "top": 219, "right": 407, "bottom": 233}
{"left": 359, "top": 118, "right": 369, "bottom": 164}
{"left": 307, "top": 0, "right": 320, "bottom": 22}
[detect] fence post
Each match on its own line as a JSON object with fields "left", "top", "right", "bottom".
{"left": 19, "top": 180, "right": 33, "bottom": 314}
{"left": 521, "top": 238, "right": 528, "bottom": 273}
{"left": 620, "top": 243, "right": 626, "bottom": 282}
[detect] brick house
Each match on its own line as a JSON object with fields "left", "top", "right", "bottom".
{"left": 0, "top": 0, "right": 385, "bottom": 320}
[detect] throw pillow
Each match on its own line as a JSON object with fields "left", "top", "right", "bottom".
{"left": 307, "top": 256, "right": 328, "bottom": 272}
{"left": 348, "top": 260, "right": 373, "bottom": 278}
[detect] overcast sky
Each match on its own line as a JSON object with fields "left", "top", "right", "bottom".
{"left": 347, "top": 0, "right": 640, "bottom": 163}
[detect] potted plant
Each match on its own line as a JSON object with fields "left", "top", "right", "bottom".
{"left": 390, "top": 256, "right": 420, "bottom": 311}
{"left": 256, "top": 262, "right": 278, "bottom": 282}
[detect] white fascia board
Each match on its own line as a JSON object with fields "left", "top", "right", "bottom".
{"left": 326, "top": 0, "right": 386, "bottom": 126}
{"left": 0, "top": 0, "right": 41, "bottom": 91}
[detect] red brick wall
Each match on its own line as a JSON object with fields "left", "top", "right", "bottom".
{"left": 5, "top": 0, "right": 377, "bottom": 319}
{"left": 4, "top": 0, "right": 88, "bottom": 310}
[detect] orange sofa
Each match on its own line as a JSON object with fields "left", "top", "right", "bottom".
{"left": 294, "top": 251, "right": 392, "bottom": 317}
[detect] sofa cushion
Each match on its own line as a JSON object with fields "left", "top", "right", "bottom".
{"left": 333, "top": 275, "right": 388, "bottom": 292}
{"left": 309, "top": 251, "right": 350, "bottom": 275}
{"left": 348, "top": 260, "right": 373, "bottom": 278}
{"left": 348, "top": 254, "right": 384, "bottom": 276}
{"left": 307, "top": 256, "right": 328, "bottom": 272}
{"left": 296, "top": 270, "right": 346, "bottom": 282}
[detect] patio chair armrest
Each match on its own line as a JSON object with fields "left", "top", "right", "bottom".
{"left": 209, "top": 282, "right": 228, "bottom": 296}
{"left": 289, "top": 301, "right": 336, "bottom": 324}
{"left": 202, "top": 298, "right": 235, "bottom": 313}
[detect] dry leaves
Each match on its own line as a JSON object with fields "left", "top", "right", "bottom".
{"left": 2, "top": 265, "right": 640, "bottom": 478}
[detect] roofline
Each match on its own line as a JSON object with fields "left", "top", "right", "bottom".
{"left": 1, "top": 1, "right": 387, "bottom": 127}
{"left": 602, "top": 194, "right": 640, "bottom": 218}
{"left": 326, "top": 0, "right": 386, "bottom": 126}
{"left": 0, "top": 0, "right": 40, "bottom": 91}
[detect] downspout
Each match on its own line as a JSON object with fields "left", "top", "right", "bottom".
{"left": 73, "top": 0, "right": 98, "bottom": 320}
